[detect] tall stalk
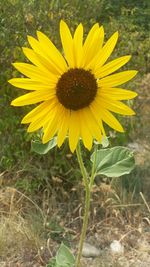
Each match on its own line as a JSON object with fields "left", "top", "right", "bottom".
{"left": 75, "top": 142, "right": 91, "bottom": 267}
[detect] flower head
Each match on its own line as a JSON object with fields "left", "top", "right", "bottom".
{"left": 9, "top": 21, "right": 137, "bottom": 152}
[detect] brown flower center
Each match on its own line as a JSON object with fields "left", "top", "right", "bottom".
{"left": 56, "top": 68, "right": 98, "bottom": 110}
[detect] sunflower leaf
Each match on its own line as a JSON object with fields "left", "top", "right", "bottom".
{"left": 91, "top": 146, "right": 135, "bottom": 177}
{"left": 56, "top": 243, "right": 75, "bottom": 267}
{"left": 31, "top": 137, "right": 57, "bottom": 154}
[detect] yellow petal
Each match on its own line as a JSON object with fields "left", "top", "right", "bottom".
{"left": 89, "top": 102, "right": 106, "bottom": 136}
{"left": 27, "top": 101, "right": 58, "bottom": 132}
{"left": 95, "top": 55, "right": 131, "bottom": 78}
{"left": 82, "top": 107, "right": 102, "bottom": 141}
{"left": 99, "top": 70, "right": 138, "bottom": 87}
{"left": 8, "top": 78, "right": 55, "bottom": 90}
{"left": 99, "top": 108, "right": 124, "bottom": 132}
{"left": 79, "top": 110, "right": 93, "bottom": 150}
{"left": 42, "top": 104, "right": 63, "bottom": 144}
{"left": 57, "top": 109, "right": 70, "bottom": 147}
{"left": 83, "top": 23, "right": 99, "bottom": 53}
{"left": 98, "top": 87, "right": 138, "bottom": 100}
{"left": 91, "top": 96, "right": 124, "bottom": 132}
{"left": 100, "top": 97, "right": 136, "bottom": 115}
{"left": 12, "top": 63, "right": 55, "bottom": 83}
{"left": 27, "top": 35, "right": 42, "bottom": 55}
{"left": 27, "top": 113, "right": 47, "bottom": 132}
{"left": 22, "top": 47, "right": 59, "bottom": 80}
{"left": 90, "top": 31, "right": 118, "bottom": 70}
{"left": 68, "top": 111, "right": 80, "bottom": 152}
{"left": 22, "top": 102, "right": 47, "bottom": 124}
{"left": 23, "top": 47, "right": 60, "bottom": 78}
{"left": 73, "top": 23, "right": 83, "bottom": 67}
{"left": 60, "top": 20, "right": 74, "bottom": 67}
{"left": 83, "top": 26, "right": 104, "bottom": 68}
{"left": 21, "top": 99, "right": 56, "bottom": 123}
{"left": 30, "top": 51, "right": 61, "bottom": 77}
{"left": 23, "top": 47, "right": 42, "bottom": 67}
{"left": 37, "top": 30, "right": 67, "bottom": 72}
{"left": 11, "top": 90, "right": 55, "bottom": 106}
{"left": 27, "top": 35, "right": 62, "bottom": 75}
{"left": 22, "top": 47, "right": 47, "bottom": 72}
{"left": 97, "top": 26, "right": 105, "bottom": 50}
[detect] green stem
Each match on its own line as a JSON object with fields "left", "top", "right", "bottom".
{"left": 90, "top": 144, "right": 98, "bottom": 189}
{"left": 75, "top": 142, "right": 90, "bottom": 267}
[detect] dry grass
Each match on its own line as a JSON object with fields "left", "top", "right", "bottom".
{"left": 0, "top": 215, "right": 40, "bottom": 257}
{"left": 0, "top": 187, "right": 51, "bottom": 266}
{"left": 0, "top": 182, "right": 150, "bottom": 267}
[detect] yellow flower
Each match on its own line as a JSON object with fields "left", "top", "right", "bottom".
{"left": 9, "top": 21, "right": 137, "bottom": 152}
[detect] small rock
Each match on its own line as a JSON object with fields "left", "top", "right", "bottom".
{"left": 82, "top": 242, "right": 101, "bottom": 258}
{"left": 110, "top": 240, "right": 124, "bottom": 255}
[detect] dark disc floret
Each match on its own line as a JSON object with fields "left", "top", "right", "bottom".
{"left": 56, "top": 68, "right": 98, "bottom": 110}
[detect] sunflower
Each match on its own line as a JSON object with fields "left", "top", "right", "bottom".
{"left": 9, "top": 21, "right": 137, "bottom": 152}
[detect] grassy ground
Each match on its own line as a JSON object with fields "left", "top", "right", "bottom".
{"left": 0, "top": 146, "right": 150, "bottom": 267}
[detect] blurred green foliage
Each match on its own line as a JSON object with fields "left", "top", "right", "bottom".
{"left": 0, "top": 0, "right": 150, "bottom": 189}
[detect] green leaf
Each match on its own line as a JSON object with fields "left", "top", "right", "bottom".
{"left": 56, "top": 243, "right": 75, "bottom": 267}
{"left": 31, "top": 137, "right": 57, "bottom": 154}
{"left": 91, "top": 146, "right": 135, "bottom": 177}
{"left": 47, "top": 258, "right": 56, "bottom": 267}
